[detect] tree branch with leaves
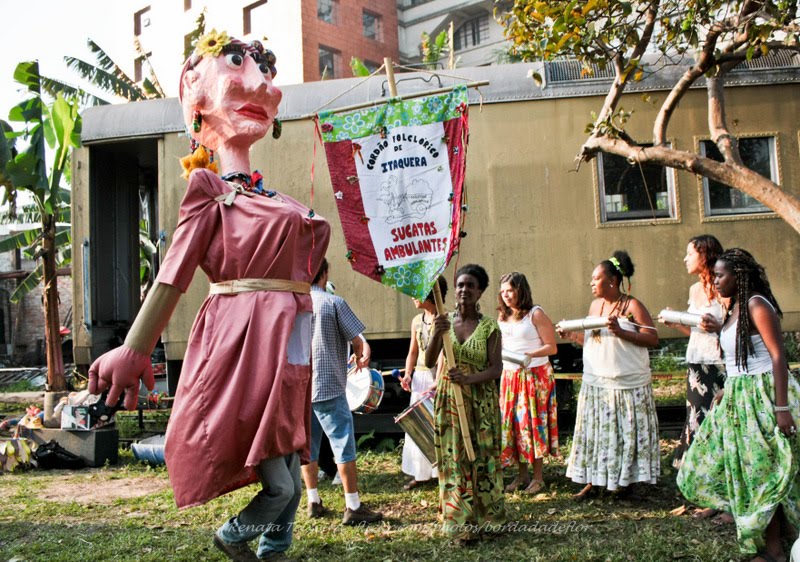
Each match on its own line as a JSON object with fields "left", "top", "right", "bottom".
{"left": 499, "top": 0, "right": 800, "bottom": 233}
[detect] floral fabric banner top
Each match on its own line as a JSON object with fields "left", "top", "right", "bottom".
{"left": 318, "top": 85, "right": 469, "bottom": 300}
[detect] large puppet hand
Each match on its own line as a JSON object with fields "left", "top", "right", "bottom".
{"left": 88, "top": 346, "right": 154, "bottom": 411}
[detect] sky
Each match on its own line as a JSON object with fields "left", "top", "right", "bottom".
{"left": 0, "top": 0, "right": 132, "bottom": 120}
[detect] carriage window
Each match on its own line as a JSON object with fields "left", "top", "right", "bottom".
{"left": 700, "top": 137, "right": 775, "bottom": 216}
{"left": 597, "top": 146, "right": 677, "bottom": 222}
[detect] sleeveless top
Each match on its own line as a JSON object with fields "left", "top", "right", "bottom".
{"left": 582, "top": 318, "right": 651, "bottom": 389}
{"left": 450, "top": 313, "right": 498, "bottom": 373}
{"left": 720, "top": 295, "right": 775, "bottom": 376}
{"left": 412, "top": 313, "right": 433, "bottom": 372}
{"left": 498, "top": 306, "right": 549, "bottom": 370}
{"left": 685, "top": 282, "right": 724, "bottom": 365}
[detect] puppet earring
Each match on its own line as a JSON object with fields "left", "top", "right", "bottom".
{"left": 272, "top": 118, "right": 282, "bottom": 140}
{"left": 192, "top": 109, "right": 202, "bottom": 133}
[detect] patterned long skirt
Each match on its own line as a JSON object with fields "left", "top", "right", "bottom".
{"left": 434, "top": 375, "right": 506, "bottom": 540}
{"left": 677, "top": 371, "right": 800, "bottom": 554}
{"left": 672, "top": 362, "right": 726, "bottom": 469}
{"left": 499, "top": 363, "right": 559, "bottom": 467}
{"left": 566, "top": 381, "right": 660, "bottom": 490}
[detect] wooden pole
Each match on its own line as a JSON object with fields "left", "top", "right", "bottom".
{"left": 383, "top": 57, "right": 398, "bottom": 97}
{"left": 381, "top": 58, "right": 475, "bottom": 462}
{"left": 433, "top": 281, "right": 475, "bottom": 462}
{"left": 303, "top": 80, "right": 489, "bottom": 120}
{"left": 448, "top": 21, "right": 455, "bottom": 70}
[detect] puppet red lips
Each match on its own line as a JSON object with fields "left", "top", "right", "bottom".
{"left": 235, "top": 104, "right": 270, "bottom": 120}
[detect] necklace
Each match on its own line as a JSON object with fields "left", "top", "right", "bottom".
{"left": 591, "top": 294, "right": 628, "bottom": 342}
{"left": 221, "top": 170, "right": 278, "bottom": 197}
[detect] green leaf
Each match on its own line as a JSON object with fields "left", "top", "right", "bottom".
{"left": 10, "top": 265, "right": 42, "bottom": 303}
{"left": 13, "top": 61, "right": 43, "bottom": 94}
{"left": 349, "top": 57, "right": 371, "bottom": 77}
{"left": 0, "top": 228, "right": 42, "bottom": 254}
{"left": 0, "top": 120, "right": 12, "bottom": 173}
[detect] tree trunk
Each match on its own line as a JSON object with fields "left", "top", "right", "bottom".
{"left": 42, "top": 213, "right": 66, "bottom": 391}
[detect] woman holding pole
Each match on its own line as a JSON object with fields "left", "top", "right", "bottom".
{"left": 425, "top": 264, "right": 506, "bottom": 545}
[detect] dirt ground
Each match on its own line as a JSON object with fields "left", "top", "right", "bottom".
{"left": 34, "top": 471, "right": 169, "bottom": 505}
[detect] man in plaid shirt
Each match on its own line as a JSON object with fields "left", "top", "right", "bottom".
{"left": 300, "top": 258, "right": 384, "bottom": 525}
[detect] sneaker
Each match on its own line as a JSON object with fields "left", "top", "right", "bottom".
{"left": 308, "top": 501, "right": 329, "bottom": 518}
{"left": 213, "top": 531, "right": 259, "bottom": 562}
{"left": 342, "top": 503, "right": 383, "bottom": 525}
{"left": 331, "top": 472, "right": 342, "bottom": 486}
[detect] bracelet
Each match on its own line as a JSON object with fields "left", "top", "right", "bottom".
{"left": 775, "top": 405, "right": 791, "bottom": 412}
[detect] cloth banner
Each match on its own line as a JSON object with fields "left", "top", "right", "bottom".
{"left": 317, "top": 85, "right": 468, "bottom": 300}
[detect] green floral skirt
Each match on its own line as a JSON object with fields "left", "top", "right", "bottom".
{"left": 677, "top": 371, "right": 800, "bottom": 554}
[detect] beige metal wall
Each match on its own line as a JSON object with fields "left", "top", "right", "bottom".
{"left": 78, "top": 83, "right": 800, "bottom": 362}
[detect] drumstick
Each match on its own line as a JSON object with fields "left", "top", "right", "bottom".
{"left": 433, "top": 281, "right": 476, "bottom": 462}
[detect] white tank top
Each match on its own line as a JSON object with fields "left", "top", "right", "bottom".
{"left": 498, "top": 307, "right": 549, "bottom": 369}
{"left": 720, "top": 295, "right": 776, "bottom": 376}
{"left": 685, "top": 282, "right": 724, "bottom": 365}
{"left": 582, "top": 318, "right": 651, "bottom": 389}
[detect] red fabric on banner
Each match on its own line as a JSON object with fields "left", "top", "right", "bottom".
{"left": 444, "top": 115, "right": 467, "bottom": 267}
{"left": 324, "top": 139, "right": 381, "bottom": 281}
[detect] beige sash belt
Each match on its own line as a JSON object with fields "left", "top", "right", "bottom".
{"left": 209, "top": 278, "right": 310, "bottom": 295}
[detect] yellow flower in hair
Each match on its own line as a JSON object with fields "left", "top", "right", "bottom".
{"left": 195, "top": 29, "right": 231, "bottom": 58}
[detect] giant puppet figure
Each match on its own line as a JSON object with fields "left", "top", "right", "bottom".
{"left": 89, "top": 30, "right": 330, "bottom": 560}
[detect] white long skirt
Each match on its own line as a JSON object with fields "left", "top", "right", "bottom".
{"left": 565, "top": 380, "right": 660, "bottom": 490}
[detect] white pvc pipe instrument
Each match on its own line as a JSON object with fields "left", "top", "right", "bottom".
{"left": 556, "top": 317, "right": 609, "bottom": 332}
{"left": 658, "top": 310, "right": 703, "bottom": 327}
{"left": 501, "top": 349, "right": 531, "bottom": 368}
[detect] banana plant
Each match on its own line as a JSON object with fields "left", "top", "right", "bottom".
{"left": 0, "top": 61, "right": 81, "bottom": 391}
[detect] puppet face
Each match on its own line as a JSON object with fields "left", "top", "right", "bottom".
{"left": 181, "top": 49, "right": 282, "bottom": 152}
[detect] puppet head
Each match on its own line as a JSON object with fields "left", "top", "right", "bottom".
{"left": 179, "top": 30, "right": 281, "bottom": 174}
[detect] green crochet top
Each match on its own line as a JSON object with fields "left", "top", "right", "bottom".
{"left": 449, "top": 313, "right": 499, "bottom": 373}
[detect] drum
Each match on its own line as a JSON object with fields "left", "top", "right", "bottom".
{"left": 345, "top": 367, "right": 384, "bottom": 414}
{"left": 394, "top": 389, "right": 437, "bottom": 466}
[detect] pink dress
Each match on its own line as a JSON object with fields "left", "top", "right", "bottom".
{"left": 157, "top": 168, "right": 330, "bottom": 508}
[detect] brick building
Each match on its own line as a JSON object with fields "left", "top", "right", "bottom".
{"left": 302, "top": 0, "right": 400, "bottom": 81}
{"left": 0, "top": 241, "right": 73, "bottom": 366}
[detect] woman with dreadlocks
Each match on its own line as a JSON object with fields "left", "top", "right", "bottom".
{"left": 678, "top": 248, "right": 800, "bottom": 562}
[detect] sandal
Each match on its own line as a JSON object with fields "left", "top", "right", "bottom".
{"left": 504, "top": 477, "right": 531, "bottom": 493}
{"left": 403, "top": 479, "right": 422, "bottom": 490}
{"left": 523, "top": 479, "right": 545, "bottom": 495}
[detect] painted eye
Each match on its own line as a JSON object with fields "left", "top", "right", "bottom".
{"left": 258, "top": 62, "right": 271, "bottom": 75}
{"left": 225, "top": 53, "right": 244, "bottom": 68}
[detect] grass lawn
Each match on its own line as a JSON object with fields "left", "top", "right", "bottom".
{"left": 0, "top": 435, "right": 752, "bottom": 562}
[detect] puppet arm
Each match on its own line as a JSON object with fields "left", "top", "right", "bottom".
{"left": 89, "top": 282, "right": 181, "bottom": 410}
